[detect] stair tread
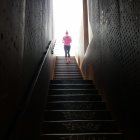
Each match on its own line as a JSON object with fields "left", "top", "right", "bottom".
{"left": 41, "top": 132, "right": 123, "bottom": 135}
{"left": 49, "top": 89, "right": 98, "bottom": 95}
{"left": 50, "top": 80, "right": 93, "bottom": 84}
{"left": 41, "top": 120, "right": 120, "bottom": 133}
{"left": 55, "top": 72, "right": 81, "bottom": 74}
{"left": 44, "top": 110, "right": 112, "bottom": 121}
{"left": 54, "top": 69, "right": 80, "bottom": 71}
{"left": 50, "top": 89, "right": 97, "bottom": 90}
{"left": 48, "top": 101, "right": 104, "bottom": 103}
{"left": 41, "top": 133, "right": 124, "bottom": 140}
{"left": 50, "top": 85, "right": 95, "bottom": 90}
{"left": 54, "top": 73, "right": 81, "bottom": 74}
{"left": 48, "top": 94, "right": 101, "bottom": 101}
{"left": 49, "top": 93, "right": 98, "bottom": 95}
{"left": 46, "top": 102, "right": 106, "bottom": 110}
{"left": 54, "top": 78, "right": 83, "bottom": 80}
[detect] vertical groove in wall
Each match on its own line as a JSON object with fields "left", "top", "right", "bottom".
{"left": 83, "top": 0, "right": 89, "bottom": 53}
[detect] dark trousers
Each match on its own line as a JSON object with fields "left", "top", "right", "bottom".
{"left": 64, "top": 46, "right": 71, "bottom": 57}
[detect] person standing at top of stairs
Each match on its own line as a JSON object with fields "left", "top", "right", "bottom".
{"left": 62, "top": 30, "right": 72, "bottom": 63}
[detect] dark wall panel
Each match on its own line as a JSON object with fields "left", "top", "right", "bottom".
{"left": 23, "top": 0, "right": 53, "bottom": 94}
{"left": 0, "top": 0, "right": 53, "bottom": 139}
{"left": 120, "top": 0, "right": 140, "bottom": 87}
{"left": 82, "top": 0, "right": 140, "bottom": 139}
{"left": 0, "top": 0, "right": 25, "bottom": 138}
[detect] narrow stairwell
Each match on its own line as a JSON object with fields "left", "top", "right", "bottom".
{"left": 40, "top": 56, "right": 123, "bottom": 140}
{"left": 54, "top": 56, "right": 83, "bottom": 80}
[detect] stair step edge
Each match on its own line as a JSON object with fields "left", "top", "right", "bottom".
{"left": 41, "top": 132, "right": 123, "bottom": 135}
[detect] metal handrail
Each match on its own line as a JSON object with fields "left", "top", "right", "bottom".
{"left": 6, "top": 40, "right": 55, "bottom": 139}
{"left": 51, "top": 40, "right": 56, "bottom": 54}
{"left": 25, "top": 40, "right": 54, "bottom": 110}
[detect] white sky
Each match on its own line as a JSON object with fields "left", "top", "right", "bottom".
{"left": 53, "top": 0, "right": 83, "bottom": 56}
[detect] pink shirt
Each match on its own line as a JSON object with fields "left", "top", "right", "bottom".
{"left": 63, "top": 35, "right": 72, "bottom": 46}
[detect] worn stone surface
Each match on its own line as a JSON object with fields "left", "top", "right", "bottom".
{"left": 0, "top": 0, "right": 26, "bottom": 138}
{"left": 81, "top": 0, "right": 140, "bottom": 139}
{"left": 0, "top": 0, "right": 53, "bottom": 139}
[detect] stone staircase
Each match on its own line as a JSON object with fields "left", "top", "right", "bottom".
{"left": 40, "top": 56, "right": 123, "bottom": 140}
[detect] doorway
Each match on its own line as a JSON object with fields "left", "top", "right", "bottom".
{"left": 53, "top": 0, "right": 83, "bottom": 56}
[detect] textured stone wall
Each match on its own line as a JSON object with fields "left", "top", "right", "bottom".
{"left": 0, "top": 0, "right": 53, "bottom": 139}
{"left": 23, "top": 0, "right": 53, "bottom": 94}
{"left": 82, "top": 0, "right": 140, "bottom": 139}
{"left": 0, "top": 0, "right": 25, "bottom": 138}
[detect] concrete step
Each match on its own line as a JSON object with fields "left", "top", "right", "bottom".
{"left": 54, "top": 73, "right": 82, "bottom": 76}
{"left": 46, "top": 101, "right": 106, "bottom": 110}
{"left": 50, "top": 80, "right": 93, "bottom": 84}
{"left": 49, "top": 89, "right": 98, "bottom": 95}
{"left": 55, "top": 66, "right": 79, "bottom": 69}
{"left": 54, "top": 69, "right": 80, "bottom": 72}
{"left": 41, "top": 133, "right": 123, "bottom": 140}
{"left": 55, "top": 62, "right": 77, "bottom": 65}
{"left": 41, "top": 120, "right": 120, "bottom": 134}
{"left": 44, "top": 110, "right": 112, "bottom": 121}
{"left": 55, "top": 72, "right": 81, "bottom": 74}
{"left": 55, "top": 63, "right": 77, "bottom": 66}
{"left": 49, "top": 84, "right": 95, "bottom": 89}
{"left": 48, "top": 94, "right": 101, "bottom": 101}
{"left": 54, "top": 77, "right": 83, "bottom": 80}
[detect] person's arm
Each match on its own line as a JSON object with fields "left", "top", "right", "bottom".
{"left": 70, "top": 36, "right": 72, "bottom": 43}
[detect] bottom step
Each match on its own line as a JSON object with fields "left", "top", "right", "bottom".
{"left": 41, "top": 133, "right": 123, "bottom": 140}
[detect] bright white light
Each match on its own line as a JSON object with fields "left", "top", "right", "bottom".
{"left": 53, "top": 0, "right": 83, "bottom": 56}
